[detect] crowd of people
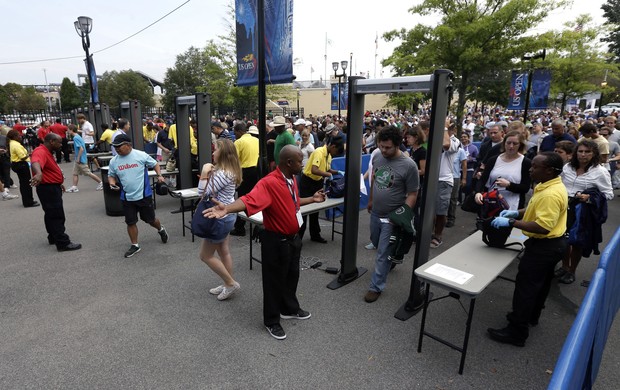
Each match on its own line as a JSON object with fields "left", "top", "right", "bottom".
{"left": 1, "top": 105, "right": 618, "bottom": 343}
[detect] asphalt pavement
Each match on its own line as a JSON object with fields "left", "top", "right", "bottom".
{"left": 1, "top": 163, "right": 619, "bottom": 389}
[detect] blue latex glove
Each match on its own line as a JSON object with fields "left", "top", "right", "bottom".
{"left": 499, "top": 210, "right": 519, "bottom": 219}
{"left": 325, "top": 174, "right": 333, "bottom": 181}
{"left": 491, "top": 217, "right": 511, "bottom": 229}
{"left": 338, "top": 170, "right": 345, "bottom": 176}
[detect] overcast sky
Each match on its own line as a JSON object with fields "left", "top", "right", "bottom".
{"left": 0, "top": 0, "right": 608, "bottom": 87}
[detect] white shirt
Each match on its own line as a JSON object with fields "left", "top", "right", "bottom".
{"left": 438, "top": 135, "right": 460, "bottom": 183}
{"left": 561, "top": 164, "right": 614, "bottom": 200}
{"left": 81, "top": 121, "right": 94, "bottom": 144}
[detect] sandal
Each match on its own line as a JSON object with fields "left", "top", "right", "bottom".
{"left": 430, "top": 237, "right": 443, "bottom": 249}
{"left": 558, "top": 272, "right": 575, "bottom": 285}
{"left": 554, "top": 267, "right": 568, "bottom": 278}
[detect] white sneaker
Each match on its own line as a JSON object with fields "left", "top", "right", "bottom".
{"left": 66, "top": 186, "right": 79, "bottom": 193}
{"left": 209, "top": 285, "right": 224, "bottom": 295}
{"left": 2, "top": 193, "right": 19, "bottom": 201}
{"left": 364, "top": 242, "right": 376, "bottom": 250}
{"left": 10, "top": 184, "right": 17, "bottom": 189}
{"left": 217, "top": 282, "right": 240, "bottom": 301}
{"left": 96, "top": 182, "right": 103, "bottom": 191}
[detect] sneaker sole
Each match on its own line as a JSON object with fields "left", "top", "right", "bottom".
{"left": 280, "top": 313, "right": 311, "bottom": 320}
{"left": 265, "top": 326, "right": 286, "bottom": 340}
{"left": 217, "top": 284, "right": 240, "bottom": 301}
{"left": 209, "top": 285, "right": 224, "bottom": 295}
{"left": 160, "top": 231, "right": 169, "bottom": 243}
{"left": 124, "top": 247, "right": 142, "bottom": 258}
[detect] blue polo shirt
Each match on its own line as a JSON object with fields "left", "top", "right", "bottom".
{"left": 108, "top": 149, "right": 157, "bottom": 201}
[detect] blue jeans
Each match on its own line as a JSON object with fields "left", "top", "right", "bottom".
{"left": 369, "top": 213, "right": 394, "bottom": 293}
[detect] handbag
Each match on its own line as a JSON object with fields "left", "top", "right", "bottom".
{"left": 460, "top": 192, "right": 480, "bottom": 213}
{"left": 325, "top": 174, "right": 346, "bottom": 198}
{"left": 191, "top": 174, "right": 235, "bottom": 240}
{"left": 166, "top": 156, "right": 177, "bottom": 172}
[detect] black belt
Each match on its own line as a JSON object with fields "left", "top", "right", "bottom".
{"left": 265, "top": 230, "right": 298, "bottom": 241}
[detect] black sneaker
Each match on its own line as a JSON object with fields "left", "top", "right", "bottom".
{"left": 159, "top": 227, "right": 169, "bottom": 243}
{"left": 266, "top": 323, "right": 286, "bottom": 340}
{"left": 124, "top": 245, "right": 141, "bottom": 258}
{"left": 280, "top": 309, "right": 311, "bottom": 320}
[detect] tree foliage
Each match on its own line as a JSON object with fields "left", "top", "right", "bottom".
{"left": 16, "top": 87, "right": 46, "bottom": 111}
{"left": 59, "top": 77, "right": 83, "bottom": 111}
{"left": 0, "top": 83, "right": 23, "bottom": 113}
{"left": 382, "top": 0, "right": 560, "bottom": 125}
{"left": 98, "top": 70, "right": 155, "bottom": 108}
{"left": 545, "top": 15, "right": 619, "bottom": 112}
{"left": 162, "top": 2, "right": 294, "bottom": 117}
{"left": 602, "top": 0, "right": 620, "bottom": 62}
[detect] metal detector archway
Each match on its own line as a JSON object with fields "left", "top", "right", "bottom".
{"left": 328, "top": 70, "right": 454, "bottom": 323}
{"left": 174, "top": 93, "right": 212, "bottom": 189}
{"left": 119, "top": 100, "right": 144, "bottom": 151}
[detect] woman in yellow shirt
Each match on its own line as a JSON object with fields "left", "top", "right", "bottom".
{"left": 7, "top": 130, "right": 39, "bottom": 207}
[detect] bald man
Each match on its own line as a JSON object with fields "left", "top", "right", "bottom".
{"left": 204, "top": 145, "right": 326, "bottom": 340}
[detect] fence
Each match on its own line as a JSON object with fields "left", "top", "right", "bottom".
{"left": 548, "top": 227, "right": 620, "bottom": 389}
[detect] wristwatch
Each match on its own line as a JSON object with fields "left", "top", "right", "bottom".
{"left": 508, "top": 218, "right": 516, "bottom": 227}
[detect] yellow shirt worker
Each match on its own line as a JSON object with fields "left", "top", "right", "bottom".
{"left": 487, "top": 152, "right": 568, "bottom": 347}
{"left": 235, "top": 133, "right": 259, "bottom": 168}
{"left": 299, "top": 136, "right": 345, "bottom": 242}
{"left": 229, "top": 123, "right": 260, "bottom": 236}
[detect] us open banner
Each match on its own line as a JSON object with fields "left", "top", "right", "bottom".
{"left": 529, "top": 69, "right": 552, "bottom": 110}
{"left": 331, "top": 83, "right": 348, "bottom": 110}
{"left": 85, "top": 55, "right": 99, "bottom": 104}
{"left": 235, "top": 0, "right": 294, "bottom": 86}
{"left": 507, "top": 70, "right": 527, "bottom": 110}
{"left": 508, "top": 69, "right": 552, "bottom": 110}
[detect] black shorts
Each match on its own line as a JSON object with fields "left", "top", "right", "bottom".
{"left": 123, "top": 196, "right": 155, "bottom": 225}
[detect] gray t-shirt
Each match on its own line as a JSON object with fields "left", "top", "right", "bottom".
{"left": 371, "top": 152, "right": 419, "bottom": 216}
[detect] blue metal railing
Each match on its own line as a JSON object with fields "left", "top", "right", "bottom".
{"left": 548, "top": 227, "right": 620, "bottom": 389}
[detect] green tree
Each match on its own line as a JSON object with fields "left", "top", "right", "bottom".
{"left": 162, "top": 46, "right": 209, "bottom": 111}
{"left": 16, "top": 87, "right": 46, "bottom": 111}
{"left": 546, "top": 15, "right": 618, "bottom": 113}
{"left": 59, "top": 77, "right": 84, "bottom": 111}
{"left": 383, "top": 0, "right": 559, "bottom": 128}
{"left": 385, "top": 93, "right": 427, "bottom": 113}
{"left": 602, "top": 0, "right": 620, "bottom": 62}
{"left": 98, "top": 70, "right": 155, "bottom": 108}
{"left": 0, "top": 83, "right": 23, "bottom": 113}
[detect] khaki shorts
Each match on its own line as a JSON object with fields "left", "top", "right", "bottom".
{"left": 73, "top": 163, "right": 92, "bottom": 176}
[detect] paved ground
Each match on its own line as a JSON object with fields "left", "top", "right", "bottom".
{"left": 1, "top": 163, "right": 619, "bottom": 389}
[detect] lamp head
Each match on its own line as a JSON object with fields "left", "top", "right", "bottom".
{"left": 75, "top": 16, "right": 93, "bottom": 35}
{"left": 332, "top": 62, "right": 339, "bottom": 72}
{"left": 341, "top": 61, "right": 348, "bottom": 71}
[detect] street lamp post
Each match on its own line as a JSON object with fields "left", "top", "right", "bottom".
{"left": 74, "top": 16, "right": 98, "bottom": 105}
{"left": 332, "top": 60, "right": 348, "bottom": 119}
{"left": 296, "top": 88, "right": 300, "bottom": 117}
{"left": 598, "top": 69, "right": 609, "bottom": 118}
{"left": 521, "top": 49, "right": 546, "bottom": 122}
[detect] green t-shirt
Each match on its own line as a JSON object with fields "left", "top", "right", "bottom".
{"left": 274, "top": 131, "right": 296, "bottom": 164}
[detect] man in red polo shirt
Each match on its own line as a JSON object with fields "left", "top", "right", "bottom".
{"left": 37, "top": 120, "right": 51, "bottom": 143}
{"left": 49, "top": 118, "right": 70, "bottom": 163}
{"left": 204, "top": 145, "right": 326, "bottom": 340}
{"left": 30, "top": 133, "right": 82, "bottom": 252}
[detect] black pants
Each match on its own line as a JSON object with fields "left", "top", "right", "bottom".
{"left": 234, "top": 166, "right": 258, "bottom": 231}
{"left": 0, "top": 156, "right": 11, "bottom": 187}
{"left": 36, "top": 184, "right": 71, "bottom": 249}
{"left": 56, "top": 138, "right": 70, "bottom": 162}
{"left": 11, "top": 161, "right": 36, "bottom": 206}
{"left": 260, "top": 230, "right": 302, "bottom": 326}
{"left": 298, "top": 174, "right": 324, "bottom": 239}
{"left": 507, "top": 236, "right": 568, "bottom": 338}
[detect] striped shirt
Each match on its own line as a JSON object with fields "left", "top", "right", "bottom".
{"left": 198, "top": 169, "right": 236, "bottom": 205}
